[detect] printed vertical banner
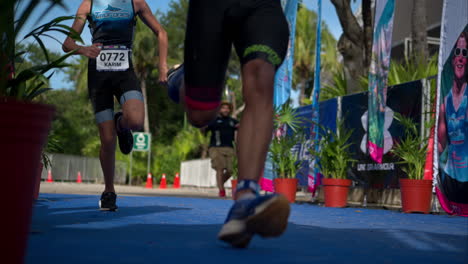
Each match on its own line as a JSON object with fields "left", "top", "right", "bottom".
{"left": 261, "top": 0, "right": 299, "bottom": 192}
{"left": 433, "top": 0, "right": 468, "bottom": 216}
{"left": 367, "top": 0, "right": 395, "bottom": 163}
{"left": 274, "top": 0, "right": 299, "bottom": 106}
{"left": 308, "top": 0, "right": 322, "bottom": 194}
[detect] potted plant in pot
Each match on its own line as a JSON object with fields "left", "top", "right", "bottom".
{"left": 391, "top": 113, "right": 433, "bottom": 214}
{"left": 270, "top": 105, "right": 303, "bottom": 203}
{"left": 34, "top": 134, "right": 62, "bottom": 201}
{"left": 270, "top": 133, "right": 303, "bottom": 203}
{"left": 1, "top": 2, "right": 81, "bottom": 262}
{"left": 311, "top": 119, "right": 356, "bottom": 208}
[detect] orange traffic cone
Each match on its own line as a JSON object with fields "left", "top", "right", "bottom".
{"left": 173, "top": 172, "right": 180, "bottom": 189}
{"left": 46, "top": 170, "right": 53, "bottom": 182}
{"left": 145, "top": 173, "right": 153, "bottom": 189}
{"left": 76, "top": 171, "right": 82, "bottom": 183}
{"left": 159, "top": 174, "right": 167, "bottom": 189}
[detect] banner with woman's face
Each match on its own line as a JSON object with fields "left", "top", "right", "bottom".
{"left": 435, "top": 11, "right": 468, "bottom": 216}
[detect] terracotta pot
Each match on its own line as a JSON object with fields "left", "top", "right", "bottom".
{"left": 231, "top": 179, "right": 237, "bottom": 200}
{"left": 399, "top": 179, "right": 432, "bottom": 214}
{"left": 33, "top": 163, "right": 44, "bottom": 201}
{"left": 0, "top": 98, "right": 54, "bottom": 263}
{"left": 274, "top": 178, "right": 298, "bottom": 203}
{"left": 322, "top": 178, "right": 352, "bottom": 208}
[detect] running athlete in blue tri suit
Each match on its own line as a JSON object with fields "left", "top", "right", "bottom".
{"left": 167, "top": 0, "right": 291, "bottom": 248}
{"left": 63, "top": 0, "right": 168, "bottom": 211}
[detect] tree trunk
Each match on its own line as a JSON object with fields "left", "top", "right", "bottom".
{"left": 139, "top": 72, "right": 150, "bottom": 133}
{"left": 338, "top": 35, "right": 366, "bottom": 94}
{"left": 362, "top": 0, "right": 373, "bottom": 68}
{"left": 299, "top": 77, "right": 307, "bottom": 105}
{"left": 201, "top": 144, "right": 208, "bottom": 159}
{"left": 411, "top": 0, "right": 428, "bottom": 63}
{"left": 330, "top": 0, "right": 369, "bottom": 95}
{"left": 0, "top": 0, "right": 15, "bottom": 93}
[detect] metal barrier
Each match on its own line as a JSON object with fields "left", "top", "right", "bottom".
{"left": 180, "top": 159, "right": 232, "bottom": 188}
{"left": 41, "top": 153, "right": 127, "bottom": 184}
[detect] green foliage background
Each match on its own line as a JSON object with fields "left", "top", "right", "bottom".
{"left": 21, "top": 0, "right": 438, "bottom": 185}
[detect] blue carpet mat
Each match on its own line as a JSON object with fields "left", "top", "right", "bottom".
{"left": 27, "top": 193, "right": 468, "bottom": 264}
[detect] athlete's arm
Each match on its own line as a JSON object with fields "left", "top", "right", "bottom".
{"left": 62, "top": 0, "right": 101, "bottom": 59}
{"left": 134, "top": 0, "right": 168, "bottom": 83}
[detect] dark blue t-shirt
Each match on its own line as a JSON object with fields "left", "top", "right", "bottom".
{"left": 207, "top": 116, "right": 239, "bottom": 148}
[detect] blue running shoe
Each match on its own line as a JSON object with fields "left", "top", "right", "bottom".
{"left": 166, "top": 64, "right": 184, "bottom": 103}
{"left": 218, "top": 194, "right": 290, "bottom": 248}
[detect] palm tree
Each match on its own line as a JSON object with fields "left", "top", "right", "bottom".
{"left": 133, "top": 19, "right": 158, "bottom": 133}
{"left": 160, "top": 0, "right": 188, "bottom": 65}
{"left": 294, "top": 5, "right": 338, "bottom": 105}
{"left": 65, "top": 56, "right": 88, "bottom": 92}
{"left": 294, "top": 6, "right": 317, "bottom": 104}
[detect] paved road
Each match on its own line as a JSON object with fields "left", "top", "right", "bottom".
{"left": 27, "top": 193, "right": 468, "bottom": 264}
{"left": 39, "top": 182, "right": 312, "bottom": 201}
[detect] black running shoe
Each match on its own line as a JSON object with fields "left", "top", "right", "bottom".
{"left": 218, "top": 194, "right": 290, "bottom": 248}
{"left": 114, "top": 112, "right": 133, "bottom": 155}
{"left": 99, "top": 192, "right": 118, "bottom": 211}
{"left": 167, "top": 64, "right": 184, "bottom": 103}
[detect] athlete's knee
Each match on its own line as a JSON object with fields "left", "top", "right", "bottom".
{"left": 243, "top": 59, "right": 275, "bottom": 80}
{"left": 124, "top": 113, "right": 144, "bottom": 131}
{"left": 122, "top": 101, "right": 144, "bottom": 130}
{"left": 186, "top": 109, "right": 218, "bottom": 128}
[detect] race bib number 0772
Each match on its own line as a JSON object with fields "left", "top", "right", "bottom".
{"left": 96, "top": 48, "right": 130, "bottom": 71}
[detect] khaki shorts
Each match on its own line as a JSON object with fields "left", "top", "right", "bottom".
{"left": 209, "top": 147, "right": 235, "bottom": 173}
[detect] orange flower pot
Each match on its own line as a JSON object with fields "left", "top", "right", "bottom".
{"left": 322, "top": 178, "right": 352, "bottom": 208}
{"left": 399, "top": 179, "right": 432, "bottom": 214}
{"left": 274, "top": 178, "right": 298, "bottom": 203}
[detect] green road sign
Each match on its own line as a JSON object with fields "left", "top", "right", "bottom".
{"left": 133, "top": 132, "right": 151, "bottom": 152}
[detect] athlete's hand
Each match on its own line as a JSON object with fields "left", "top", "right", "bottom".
{"left": 79, "top": 43, "right": 102, "bottom": 59}
{"left": 158, "top": 64, "right": 168, "bottom": 85}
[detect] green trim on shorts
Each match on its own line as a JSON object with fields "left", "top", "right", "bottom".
{"left": 243, "top": 44, "right": 282, "bottom": 66}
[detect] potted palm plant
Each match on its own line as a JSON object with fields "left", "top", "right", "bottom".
{"left": 34, "top": 134, "right": 62, "bottom": 200}
{"left": 1, "top": 1, "right": 80, "bottom": 262}
{"left": 311, "top": 119, "right": 356, "bottom": 207}
{"left": 391, "top": 113, "right": 433, "bottom": 214}
{"left": 270, "top": 133, "right": 303, "bottom": 203}
{"left": 270, "top": 105, "right": 303, "bottom": 203}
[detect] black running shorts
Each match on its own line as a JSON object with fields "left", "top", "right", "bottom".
{"left": 88, "top": 58, "right": 143, "bottom": 123}
{"left": 184, "top": 0, "right": 289, "bottom": 110}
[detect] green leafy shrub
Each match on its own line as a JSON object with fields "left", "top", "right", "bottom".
{"left": 310, "top": 119, "right": 356, "bottom": 179}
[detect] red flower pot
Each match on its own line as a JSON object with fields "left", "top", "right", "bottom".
{"left": 322, "top": 178, "right": 352, "bottom": 208}
{"left": 231, "top": 179, "right": 237, "bottom": 200}
{"left": 274, "top": 178, "right": 298, "bottom": 203}
{"left": 0, "top": 99, "right": 54, "bottom": 263}
{"left": 399, "top": 179, "right": 432, "bottom": 214}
